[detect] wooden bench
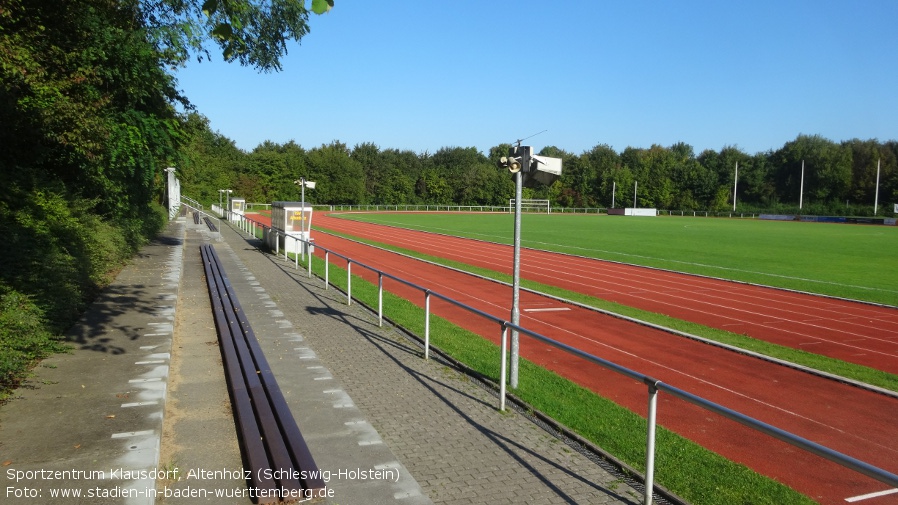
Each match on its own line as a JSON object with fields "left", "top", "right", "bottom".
{"left": 203, "top": 216, "right": 218, "bottom": 232}
{"left": 200, "top": 244, "right": 326, "bottom": 503}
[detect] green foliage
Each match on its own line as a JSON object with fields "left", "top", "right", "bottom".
{"left": 0, "top": 0, "right": 183, "bottom": 400}
{"left": 139, "top": 0, "right": 333, "bottom": 72}
{"left": 0, "top": 285, "right": 67, "bottom": 402}
{"left": 182, "top": 123, "right": 898, "bottom": 217}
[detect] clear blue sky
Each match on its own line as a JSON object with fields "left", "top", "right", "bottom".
{"left": 174, "top": 1, "right": 898, "bottom": 157}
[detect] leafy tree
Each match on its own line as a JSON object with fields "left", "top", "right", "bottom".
{"left": 306, "top": 141, "right": 364, "bottom": 204}
{"left": 178, "top": 113, "right": 247, "bottom": 205}
{"left": 772, "top": 134, "right": 852, "bottom": 209}
{"left": 138, "top": 0, "right": 333, "bottom": 71}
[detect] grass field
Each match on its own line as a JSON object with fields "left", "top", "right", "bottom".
{"left": 334, "top": 212, "right": 898, "bottom": 306}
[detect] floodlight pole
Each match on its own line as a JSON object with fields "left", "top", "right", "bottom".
{"left": 510, "top": 164, "right": 523, "bottom": 389}
{"left": 799, "top": 160, "right": 805, "bottom": 211}
{"left": 874, "top": 158, "right": 881, "bottom": 215}
{"left": 733, "top": 162, "right": 738, "bottom": 212}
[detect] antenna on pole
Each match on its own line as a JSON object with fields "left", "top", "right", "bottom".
{"left": 512, "top": 129, "right": 547, "bottom": 147}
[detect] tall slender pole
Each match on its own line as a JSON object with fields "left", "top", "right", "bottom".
{"left": 612, "top": 181, "right": 616, "bottom": 208}
{"left": 733, "top": 162, "right": 738, "bottom": 212}
{"left": 634, "top": 181, "right": 638, "bottom": 208}
{"left": 799, "top": 160, "right": 805, "bottom": 211}
{"left": 510, "top": 169, "right": 522, "bottom": 388}
{"left": 874, "top": 158, "right": 881, "bottom": 215}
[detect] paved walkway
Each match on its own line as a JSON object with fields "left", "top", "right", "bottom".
{"left": 0, "top": 215, "right": 643, "bottom": 505}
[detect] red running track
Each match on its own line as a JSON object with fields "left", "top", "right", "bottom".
{"left": 315, "top": 214, "right": 898, "bottom": 376}
{"left": 248, "top": 213, "right": 898, "bottom": 503}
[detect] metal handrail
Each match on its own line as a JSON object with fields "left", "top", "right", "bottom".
{"left": 231, "top": 211, "right": 898, "bottom": 505}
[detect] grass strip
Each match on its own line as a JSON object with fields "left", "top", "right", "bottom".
{"left": 315, "top": 225, "right": 898, "bottom": 394}
{"left": 287, "top": 248, "right": 816, "bottom": 505}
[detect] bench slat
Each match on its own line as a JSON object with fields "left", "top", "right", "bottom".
{"left": 201, "top": 244, "right": 324, "bottom": 503}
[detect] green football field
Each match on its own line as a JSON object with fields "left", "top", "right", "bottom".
{"left": 335, "top": 212, "right": 898, "bottom": 306}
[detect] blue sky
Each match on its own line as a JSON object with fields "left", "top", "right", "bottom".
{"left": 174, "top": 1, "right": 898, "bottom": 157}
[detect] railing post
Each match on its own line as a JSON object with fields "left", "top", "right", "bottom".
{"left": 424, "top": 291, "right": 431, "bottom": 360}
{"left": 644, "top": 379, "right": 659, "bottom": 505}
{"left": 377, "top": 272, "right": 384, "bottom": 327}
{"left": 294, "top": 237, "right": 299, "bottom": 269}
{"left": 307, "top": 245, "right": 312, "bottom": 278}
{"left": 325, "top": 252, "right": 330, "bottom": 290}
{"left": 346, "top": 260, "right": 352, "bottom": 306}
{"left": 500, "top": 325, "right": 508, "bottom": 412}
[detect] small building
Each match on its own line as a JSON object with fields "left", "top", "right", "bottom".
{"left": 267, "top": 202, "right": 314, "bottom": 255}
{"left": 228, "top": 197, "right": 246, "bottom": 222}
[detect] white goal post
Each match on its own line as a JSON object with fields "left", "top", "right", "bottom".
{"left": 509, "top": 199, "right": 551, "bottom": 214}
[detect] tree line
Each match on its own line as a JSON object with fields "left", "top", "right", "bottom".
{"left": 181, "top": 118, "right": 898, "bottom": 217}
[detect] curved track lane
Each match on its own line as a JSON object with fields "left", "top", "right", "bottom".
{"left": 316, "top": 214, "right": 898, "bottom": 375}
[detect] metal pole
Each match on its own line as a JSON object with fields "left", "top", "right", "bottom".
{"left": 378, "top": 273, "right": 384, "bottom": 327}
{"left": 307, "top": 246, "right": 312, "bottom": 278}
{"left": 424, "top": 291, "right": 431, "bottom": 360}
{"left": 874, "top": 158, "right": 881, "bottom": 215}
{"left": 347, "top": 261, "right": 352, "bottom": 306}
{"left": 644, "top": 381, "right": 659, "bottom": 505}
{"left": 500, "top": 325, "right": 508, "bottom": 411}
{"left": 612, "top": 181, "right": 616, "bottom": 208}
{"left": 510, "top": 170, "right": 522, "bottom": 388}
{"left": 325, "top": 252, "right": 330, "bottom": 290}
{"left": 732, "top": 162, "right": 738, "bottom": 212}
{"left": 634, "top": 180, "right": 638, "bottom": 208}
{"left": 799, "top": 160, "right": 804, "bottom": 211}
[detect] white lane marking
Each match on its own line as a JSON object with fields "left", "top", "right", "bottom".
{"left": 524, "top": 307, "right": 571, "bottom": 312}
{"left": 845, "top": 488, "right": 898, "bottom": 502}
{"left": 111, "top": 430, "right": 155, "bottom": 439}
{"left": 121, "top": 401, "right": 159, "bottom": 408}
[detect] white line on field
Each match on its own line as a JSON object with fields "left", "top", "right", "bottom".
{"left": 845, "top": 487, "right": 898, "bottom": 502}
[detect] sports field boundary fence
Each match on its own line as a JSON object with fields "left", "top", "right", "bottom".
{"left": 213, "top": 205, "right": 898, "bottom": 505}
{"left": 319, "top": 204, "right": 765, "bottom": 218}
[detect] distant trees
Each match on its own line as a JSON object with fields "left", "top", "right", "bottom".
{"left": 181, "top": 122, "right": 898, "bottom": 217}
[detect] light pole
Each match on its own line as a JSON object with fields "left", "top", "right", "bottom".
{"left": 294, "top": 177, "right": 316, "bottom": 210}
{"left": 733, "top": 162, "right": 738, "bottom": 212}
{"left": 511, "top": 160, "right": 523, "bottom": 388}
{"left": 874, "top": 158, "right": 881, "bottom": 215}
{"left": 218, "top": 189, "right": 232, "bottom": 218}
{"left": 497, "top": 141, "right": 561, "bottom": 389}
{"left": 294, "top": 178, "right": 316, "bottom": 256}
